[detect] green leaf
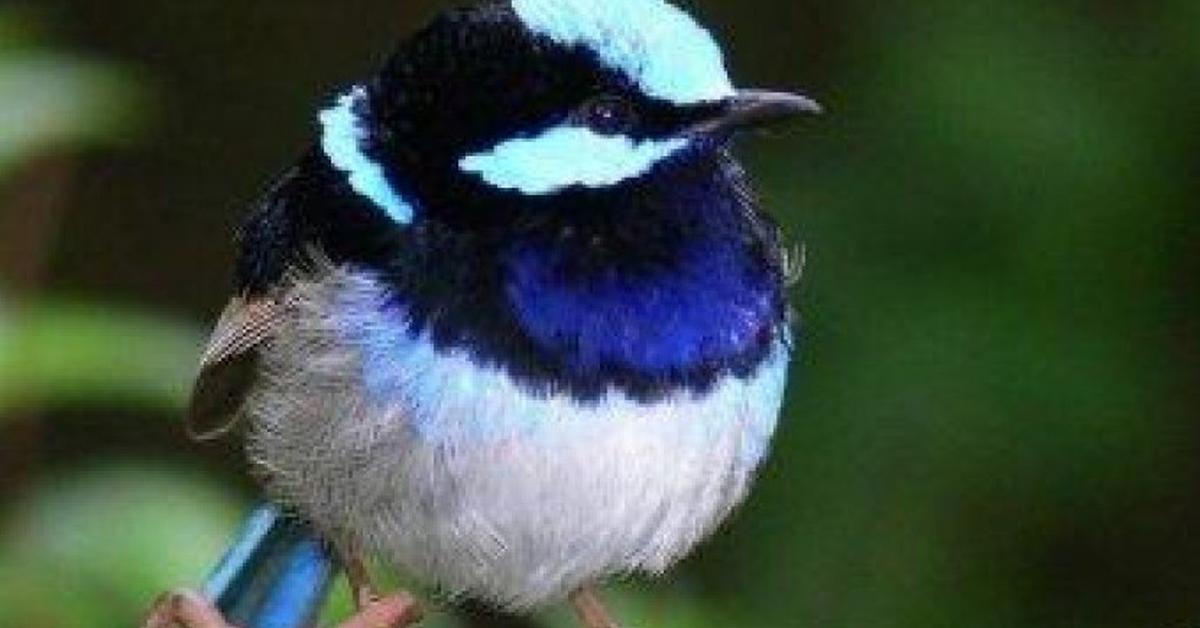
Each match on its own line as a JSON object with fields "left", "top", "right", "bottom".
{"left": 0, "top": 9, "right": 148, "bottom": 178}
{"left": 0, "top": 52, "right": 146, "bottom": 175}
{"left": 0, "top": 300, "right": 203, "bottom": 417}
{"left": 0, "top": 462, "right": 246, "bottom": 627}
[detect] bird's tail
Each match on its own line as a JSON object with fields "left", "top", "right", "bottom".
{"left": 202, "top": 504, "right": 337, "bottom": 628}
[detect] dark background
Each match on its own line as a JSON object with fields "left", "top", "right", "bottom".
{"left": 1, "top": 1, "right": 1198, "bottom": 626}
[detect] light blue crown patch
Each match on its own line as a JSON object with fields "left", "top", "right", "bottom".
{"left": 319, "top": 86, "right": 415, "bottom": 224}
{"left": 512, "top": 0, "right": 736, "bottom": 105}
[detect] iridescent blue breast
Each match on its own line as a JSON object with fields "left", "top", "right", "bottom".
{"left": 503, "top": 234, "right": 779, "bottom": 378}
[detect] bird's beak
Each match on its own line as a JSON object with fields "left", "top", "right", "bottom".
{"left": 690, "top": 89, "right": 823, "bottom": 136}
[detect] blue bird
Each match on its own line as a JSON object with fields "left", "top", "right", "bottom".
{"left": 144, "top": 0, "right": 819, "bottom": 626}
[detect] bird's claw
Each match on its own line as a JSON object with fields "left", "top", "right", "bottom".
{"left": 337, "top": 591, "right": 424, "bottom": 628}
{"left": 570, "top": 587, "right": 623, "bottom": 628}
{"left": 141, "top": 589, "right": 232, "bottom": 628}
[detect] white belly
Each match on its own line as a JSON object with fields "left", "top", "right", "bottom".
{"left": 245, "top": 268, "right": 790, "bottom": 609}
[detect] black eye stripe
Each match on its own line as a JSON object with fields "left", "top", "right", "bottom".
{"left": 622, "top": 99, "right": 726, "bottom": 140}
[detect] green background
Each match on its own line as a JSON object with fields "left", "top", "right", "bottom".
{"left": 1, "top": 1, "right": 1197, "bottom": 626}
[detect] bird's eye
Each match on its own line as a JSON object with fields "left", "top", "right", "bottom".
{"left": 576, "top": 95, "right": 638, "bottom": 136}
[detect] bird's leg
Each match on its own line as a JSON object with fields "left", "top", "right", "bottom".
{"left": 569, "top": 587, "right": 622, "bottom": 628}
{"left": 337, "top": 554, "right": 424, "bottom": 628}
{"left": 345, "top": 555, "right": 378, "bottom": 609}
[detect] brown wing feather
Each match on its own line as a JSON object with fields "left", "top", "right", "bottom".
{"left": 186, "top": 297, "right": 281, "bottom": 441}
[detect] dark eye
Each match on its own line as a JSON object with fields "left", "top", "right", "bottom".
{"left": 576, "top": 95, "right": 638, "bottom": 136}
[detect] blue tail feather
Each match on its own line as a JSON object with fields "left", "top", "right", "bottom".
{"left": 203, "top": 504, "right": 337, "bottom": 628}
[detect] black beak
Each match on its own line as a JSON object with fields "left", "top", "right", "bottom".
{"left": 690, "top": 89, "right": 823, "bottom": 136}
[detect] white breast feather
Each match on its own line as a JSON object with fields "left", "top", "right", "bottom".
{"left": 245, "top": 266, "right": 789, "bottom": 609}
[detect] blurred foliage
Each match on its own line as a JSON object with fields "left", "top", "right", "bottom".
{"left": 535, "top": 585, "right": 736, "bottom": 628}
{"left": 0, "top": 52, "right": 142, "bottom": 176}
{"left": 0, "top": 7, "right": 209, "bottom": 627}
{"left": 0, "top": 1, "right": 1197, "bottom": 627}
{"left": 0, "top": 7, "right": 181, "bottom": 419}
{"left": 0, "top": 300, "right": 201, "bottom": 417}
{"left": 0, "top": 8, "right": 145, "bottom": 179}
{"left": 0, "top": 464, "right": 243, "bottom": 627}
{"left": 720, "top": 1, "right": 1200, "bottom": 627}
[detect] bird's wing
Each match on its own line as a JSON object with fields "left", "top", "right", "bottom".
{"left": 186, "top": 296, "right": 282, "bottom": 441}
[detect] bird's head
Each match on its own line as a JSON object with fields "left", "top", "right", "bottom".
{"left": 240, "top": 0, "right": 818, "bottom": 399}
{"left": 316, "top": 0, "right": 819, "bottom": 237}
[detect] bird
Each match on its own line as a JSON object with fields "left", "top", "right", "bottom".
{"left": 143, "top": 0, "right": 819, "bottom": 626}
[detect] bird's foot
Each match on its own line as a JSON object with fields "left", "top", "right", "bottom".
{"left": 569, "top": 587, "right": 623, "bottom": 628}
{"left": 341, "top": 553, "right": 424, "bottom": 627}
{"left": 141, "top": 589, "right": 231, "bottom": 628}
{"left": 338, "top": 591, "right": 423, "bottom": 628}
{"left": 139, "top": 588, "right": 422, "bottom": 628}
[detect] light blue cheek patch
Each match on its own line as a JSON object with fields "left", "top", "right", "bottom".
{"left": 318, "top": 86, "right": 415, "bottom": 224}
{"left": 459, "top": 126, "right": 688, "bottom": 194}
{"left": 512, "top": 0, "right": 736, "bottom": 105}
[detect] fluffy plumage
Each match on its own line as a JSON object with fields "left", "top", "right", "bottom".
{"left": 246, "top": 264, "right": 788, "bottom": 608}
